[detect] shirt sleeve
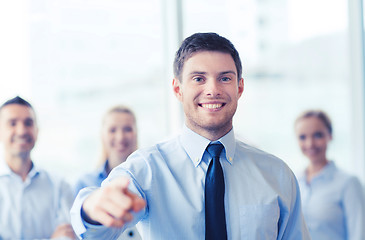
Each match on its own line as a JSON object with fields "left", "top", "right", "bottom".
{"left": 49, "top": 180, "right": 75, "bottom": 240}
{"left": 58, "top": 180, "right": 74, "bottom": 221}
{"left": 70, "top": 179, "right": 146, "bottom": 240}
{"left": 342, "top": 176, "right": 365, "bottom": 240}
{"left": 278, "top": 171, "right": 311, "bottom": 240}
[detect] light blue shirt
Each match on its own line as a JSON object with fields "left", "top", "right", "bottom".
{"left": 73, "top": 161, "right": 108, "bottom": 198}
{"left": 0, "top": 159, "right": 74, "bottom": 240}
{"left": 297, "top": 161, "right": 365, "bottom": 240}
{"left": 71, "top": 126, "right": 310, "bottom": 239}
{"left": 73, "top": 160, "right": 141, "bottom": 240}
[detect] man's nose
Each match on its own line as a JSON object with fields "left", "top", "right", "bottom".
{"left": 205, "top": 79, "right": 221, "bottom": 96}
{"left": 15, "top": 123, "right": 27, "bottom": 135}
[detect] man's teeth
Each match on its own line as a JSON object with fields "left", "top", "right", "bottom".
{"left": 201, "top": 103, "right": 223, "bottom": 109}
{"left": 15, "top": 139, "right": 28, "bottom": 143}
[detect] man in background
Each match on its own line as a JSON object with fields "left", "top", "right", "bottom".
{"left": 0, "top": 96, "right": 76, "bottom": 239}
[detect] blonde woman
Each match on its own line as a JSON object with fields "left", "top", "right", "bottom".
{"left": 74, "top": 105, "right": 140, "bottom": 239}
{"left": 294, "top": 110, "right": 365, "bottom": 240}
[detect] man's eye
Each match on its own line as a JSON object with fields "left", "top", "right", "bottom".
{"left": 299, "top": 135, "right": 306, "bottom": 141}
{"left": 24, "top": 119, "right": 34, "bottom": 127}
{"left": 123, "top": 126, "right": 133, "bottom": 133}
{"left": 221, "top": 77, "right": 231, "bottom": 82}
{"left": 193, "top": 77, "right": 204, "bottom": 82}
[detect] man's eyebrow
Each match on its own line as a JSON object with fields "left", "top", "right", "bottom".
{"left": 188, "top": 71, "right": 237, "bottom": 76}
{"left": 6, "top": 117, "right": 34, "bottom": 122}
{"left": 219, "top": 71, "right": 236, "bottom": 76}
{"left": 188, "top": 71, "right": 207, "bottom": 75}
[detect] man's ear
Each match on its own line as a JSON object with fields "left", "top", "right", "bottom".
{"left": 172, "top": 78, "right": 183, "bottom": 102}
{"left": 237, "top": 78, "right": 244, "bottom": 98}
{"left": 34, "top": 125, "right": 39, "bottom": 142}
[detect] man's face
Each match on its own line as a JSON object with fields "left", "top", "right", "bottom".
{"left": 0, "top": 104, "right": 38, "bottom": 158}
{"left": 173, "top": 51, "right": 244, "bottom": 139}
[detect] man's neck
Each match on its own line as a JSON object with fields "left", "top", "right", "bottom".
{"left": 186, "top": 123, "right": 232, "bottom": 141}
{"left": 5, "top": 153, "right": 32, "bottom": 181}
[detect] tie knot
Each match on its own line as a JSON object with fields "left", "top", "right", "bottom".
{"left": 206, "top": 143, "right": 224, "bottom": 158}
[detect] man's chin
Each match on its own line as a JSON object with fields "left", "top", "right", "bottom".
{"left": 201, "top": 120, "right": 230, "bottom": 131}
{"left": 11, "top": 150, "right": 31, "bottom": 159}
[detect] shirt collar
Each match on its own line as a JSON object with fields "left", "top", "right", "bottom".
{"left": 0, "top": 158, "right": 11, "bottom": 176}
{"left": 0, "top": 158, "right": 40, "bottom": 179}
{"left": 313, "top": 160, "right": 336, "bottom": 180}
{"left": 180, "top": 125, "right": 236, "bottom": 167}
{"left": 27, "top": 162, "right": 40, "bottom": 179}
{"left": 98, "top": 160, "right": 109, "bottom": 179}
{"left": 300, "top": 160, "right": 336, "bottom": 183}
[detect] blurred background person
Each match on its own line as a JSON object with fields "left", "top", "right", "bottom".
{"left": 73, "top": 105, "right": 140, "bottom": 240}
{"left": 0, "top": 96, "right": 76, "bottom": 240}
{"left": 294, "top": 109, "right": 365, "bottom": 240}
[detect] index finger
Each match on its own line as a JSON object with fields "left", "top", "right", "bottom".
{"left": 125, "top": 189, "right": 146, "bottom": 212}
{"left": 108, "top": 177, "right": 130, "bottom": 192}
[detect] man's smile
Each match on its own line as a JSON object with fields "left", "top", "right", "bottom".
{"left": 199, "top": 103, "right": 225, "bottom": 109}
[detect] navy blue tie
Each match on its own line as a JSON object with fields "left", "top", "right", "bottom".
{"left": 205, "top": 143, "right": 227, "bottom": 240}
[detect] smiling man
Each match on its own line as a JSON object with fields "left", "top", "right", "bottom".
{"left": 71, "top": 32, "right": 310, "bottom": 239}
{"left": 0, "top": 96, "right": 76, "bottom": 240}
